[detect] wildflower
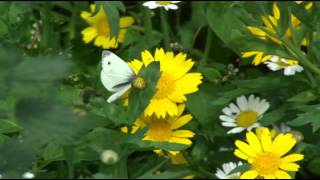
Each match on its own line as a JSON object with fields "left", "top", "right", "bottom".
{"left": 220, "top": 95, "right": 270, "bottom": 134}
{"left": 215, "top": 162, "right": 243, "bottom": 179}
{"left": 143, "top": 1, "right": 181, "bottom": 11}
{"left": 128, "top": 48, "right": 203, "bottom": 118}
{"left": 122, "top": 104, "right": 195, "bottom": 145}
{"left": 241, "top": 51, "right": 273, "bottom": 66}
{"left": 81, "top": 4, "right": 134, "bottom": 49}
{"left": 247, "top": 3, "right": 306, "bottom": 45}
{"left": 264, "top": 56, "right": 304, "bottom": 76}
{"left": 234, "top": 128, "right": 304, "bottom": 179}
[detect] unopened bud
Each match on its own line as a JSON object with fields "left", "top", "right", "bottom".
{"left": 132, "top": 76, "right": 146, "bottom": 89}
{"left": 101, "top": 149, "right": 119, "bottom": 165}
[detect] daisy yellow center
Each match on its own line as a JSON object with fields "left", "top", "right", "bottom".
{"left": 252, "top": 152, "right": 281, "bottom": 175}
{"left": 156, "top": 1, "right": 171, "bottom": 5}
{"left": 235, "top": 110, "right": 259, "bottom": 128}
{"left": 155, "top": 74, "right": 175, "bottom": 99}
{"left": 146, "top": 120, "right": 172, "bottom": 141}
{"left": 96, "top": 18, "right": 110, "bottom": 36}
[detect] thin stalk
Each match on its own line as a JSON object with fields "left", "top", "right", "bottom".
{"left": 160, "top": 9, "right": 170, "bottom": 50}
{"left": 143, "top": 7, "right": 153, "bottom": 38}
{"left": 201, "top": 29, "right": 213, "bottom": 67}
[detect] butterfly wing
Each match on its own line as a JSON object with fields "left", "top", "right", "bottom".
{"left": 100, "top": 50, "right": 135, "bottom": 91}
{"left": 107, "top": 83, "right": 131, "bottom": 103}
{"left": 100, "top": 50, "right": 135, "bottom": 102}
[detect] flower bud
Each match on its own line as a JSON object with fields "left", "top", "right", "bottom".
{"left": 101, "top": 149, "right": 119, "bottom": 165}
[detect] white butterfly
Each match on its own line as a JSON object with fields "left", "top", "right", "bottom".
{"left": 100, "top": 50, "right": 136, "bottom": 103}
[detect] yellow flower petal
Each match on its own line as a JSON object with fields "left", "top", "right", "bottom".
{"left": 275, "top": 170, "right": 292, "bottom": 179}
{"left": 169, "top": 137, "right": 192, "bottom": 145}
{"left": 252, "top": 52, "right": 264, "bottom": 65}
{"left": 81, "top": 11, "right": 92, "bottom": 20}
{"left": 177, "top": 104, "right": 186, "bottom": 117}
{"left": 281, "top": 154, "right": 304, "bottom": 163}
{"left": 242, "top": 51, "right": 259, "bottom": 58}
{"left": 81, "top": 27, "right": 98, "bottom": 43}
{"left": 171, "top": 114, "right": 192, "bottom": 130}
{"left": 141, "top": 50, "right": 155, "bottom": 66}
{"left": 172, "top": 130, "right": 195, "bottom": 138}
{"left": 120, "top": 16, "right": 135, "bottom": 28}
{"left": 273, "top": 3, "right": 280, "bottom": 20}
{"left": 279, "top": 163, "right": 300, "bottom": 172}
{"left": 235, "top": 140, "right": 257, "bottom": 158}
{"left": 174, "top": 73, "right": 203, "bottom": 95}
{"left": 271, "top": 134, "right": 296, "bottom": 156}
{"left": 154, "top": 48, "right": 165, "bottom": 62}
{"left": 264, "top": 174, "right": 276, "bottom": 179}
{"left": 240, "top": 170, "right": 258, "bottom": 179}
{"left": 234, "top": 149, "right": 249, "bottom": 161}
{"left": 128, "top": 59, "right": 143, "bottom": 74}
{"left": 246, "top": 131, "right": 262, "bottom": 154}
{"left": 248, "top": 26, "right": 267, "bottom": 37}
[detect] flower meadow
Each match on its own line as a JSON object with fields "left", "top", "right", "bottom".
{"left": 1, "top": 1, "right": 320, "bottom": 179}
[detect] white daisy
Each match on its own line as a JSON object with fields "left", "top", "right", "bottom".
{"left": 264, "top": 55, "right": 304, "bottom": 76}
{"left": 215, "top": 162, "right": 243, "bottom": 179}
{"left": 219, "top": 95, "right": 270, "bottom": 134}
{"left": 143, "top": 1, "right": 181, "bottom": 11}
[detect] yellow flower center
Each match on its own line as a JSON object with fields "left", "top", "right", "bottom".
{"left": 156, "top": 1, "right": 172, "bottom": 5}
{"left": 96, "top": 18, "right": 110, "bottom": 36}
{"left": 252, "top": 152, "right": 281, "bottom": 176}
{"left": 235, "top": 110, "right": 259, "bottom": 128}
{"left": 146, "top": 120, "right": 172, "bottom": 141}
{"left": 155, "top": 73, "right": 175, "bottom": 99}
{"left": 132, "top": 76, "right": 146, "bottom": 89}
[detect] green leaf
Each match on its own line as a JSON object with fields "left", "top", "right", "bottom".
{"left": 260, "top": 105, "right": 288, "bottom": 126}
{"left": 198, "top": 67, "right": 222, "bottom": 82}
{"left": 0, "top": 19, "right": 8, "bottom": 36}
{"left": 95, "top": 1, "right": 120, "bottom": 37}
{"left": 288, "top": 107, "right": 320, "bottom": 132}
{"left": 15, "top": 98, "right": 97, "bottom": 146}
{"left": 0, "top": 119, "right": 22, "bottom": 134}
{"left": 308, "top": 157, "right": 320, "bottom": 176}
{"left": 287, "top": 90, "right": 317, "bottom": 104}
{"left": 43, "top": 142, "right": 64, "bottom": 162}
{"left": 0, "top": 138, "right": 36, "bottom": 176}
{"left": 127, "top": 62, "right": 160, "bottom": 124}
{"left": 229, "top": 163, "right": 251, "bottom": 174}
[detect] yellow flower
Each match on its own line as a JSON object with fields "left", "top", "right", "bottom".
{"left": 241, "top": 51, "right": 273, "bottom": 66}
{"left": 128, "top": 48, "right": 203, "bottom": 118}
{"left": 122, "top": 104, "right": 195, "bottom": 145}
{"left": 248, "top": 3, "right": 308, "bottom": 46}
{"left": 81, "top": 4, "right": 134, "bottom": 49}
{"left": 234, "top": 128, "right": 304, "bottom": 179}
{"left": 154, "top": 150, "right": 187, "bottom": 165}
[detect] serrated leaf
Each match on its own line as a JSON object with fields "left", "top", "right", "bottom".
{"left": 288, "top": 107, "right": 320, "bottom": 132}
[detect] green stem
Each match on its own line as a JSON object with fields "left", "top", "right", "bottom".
{"left": 160, "top": 9, "right": 170, "bottom": 50}
{"left": 201, "top": 29, "right": 213, "bottom": 67}
{"left": 143, "top": 8, "right": 153, "bottom": 38}
{"left": 64, "top": 146, "right": 75, "bottom": 179}
{"left": 181, "top": 151, "right": 216, "bottom": 178}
